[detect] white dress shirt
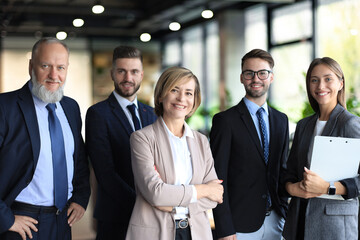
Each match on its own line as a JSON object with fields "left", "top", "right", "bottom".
{"left": 113, "top": 90, "right": 142, "bottom": 131}
{"left": 161, "top": 118, "right": 197, "bottom": 219}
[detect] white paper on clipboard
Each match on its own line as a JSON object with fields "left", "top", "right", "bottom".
{"left": 310, "top": 136, "right": 360, "bottom": 200}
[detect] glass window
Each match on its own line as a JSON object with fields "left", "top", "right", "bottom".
{"left": 245, "top": 4, "right": 267, "bottom": 51}
{"left": 271, "top": 0, "right": 312, "bottom": 45}
{"left": 317, "top": 0, "right": 360, "bottom": 110}
{"left": 182, "top": 26, "right": 205, "bottom": 130}
{"left": 205, "top": 22, "right": 220, "bottom": 112}
{"left": 163, "top": 39, "right": 181, "bottom": 66}
{"left": 271, "top": 42, "right": 312, "bottom": 122}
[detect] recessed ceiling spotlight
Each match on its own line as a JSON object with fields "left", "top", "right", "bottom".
{"left": 73, "top": 18, "right": 84, "bottom": 27}
{"left": 92, "top": 1, "right": 105, "bottom": 14}
{"left": 56, "top": 31, "right": 67, "bottom": 40}
{"left": 201, "top": 9, "right": 213, "bottom": 19}
{"left": 169, "top": 22, "right": 181, "bottom": 31}
{"left": 140, "top": 33, "right": 151, "bottom": 42}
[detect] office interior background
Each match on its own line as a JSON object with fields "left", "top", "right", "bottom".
{"left": 1, "top": 0, "right": 359, "bottom": 239}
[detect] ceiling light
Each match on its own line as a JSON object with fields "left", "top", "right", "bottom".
{"left": 169, "top": 22, "right": 181, "bottom": 31}
{"left": 56, "top": 31, "right": 67, "bottom": 40}
{"left": 73, "top": 18, "right": 84, "bottom": 27}
{"left": 92, "top": 1, "right": 105, "bottom": 14}
{"left": 140, "top": 33, "right": 151, "bottom": 42}
{"left": 201, "top": 9, "right": 213, "bottom": 19}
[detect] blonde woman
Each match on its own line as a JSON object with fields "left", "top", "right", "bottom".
{"left": 126, "top": 66, "right": 223, "bottom": 240}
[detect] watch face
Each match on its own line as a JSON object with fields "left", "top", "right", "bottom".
{"left": 328, "top": 186, "right": 336, "bottom": 195}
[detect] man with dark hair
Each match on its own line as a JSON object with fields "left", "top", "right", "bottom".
{"left": 210, "top": 49, "right": 289, "bottom": 240}
{"left": 0, "top": 37, "right": 90, "bottom": 240}
{"left": 86, "top": 46, "right": 157, "bottom": 240}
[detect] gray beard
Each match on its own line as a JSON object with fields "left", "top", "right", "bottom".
{"left": 31, "top": 71, "right": 64, "bottom": 103}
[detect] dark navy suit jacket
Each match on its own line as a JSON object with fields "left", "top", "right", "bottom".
{"left": 210, "top": 99, "right": 289, "bottom": 238}
{"left": 0, "top": 82, "right": 90, "bottom": 233}
{"left": 85, "top": 93, "right": 156, "bottom": 224}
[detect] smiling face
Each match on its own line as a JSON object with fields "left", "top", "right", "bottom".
{"left": 241, "top": 57, "right": 273, "bottom": 106}
{"left": 29, "top": 42, "right": 69, "bottom": 93}
{"left": 309, "top": 64, "right": 343, "bottom": 110}
{"left": 160, "top": 78, "right": 195, "bottom": 122}
{"left": 111, "top": 58, "right": 143, "bottom": 102}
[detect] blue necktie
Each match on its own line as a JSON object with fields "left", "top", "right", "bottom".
{"left": 256, "top": 107, "right": 269, "bottom": 164}
{"left": 127, "top": 104, "right": 141, "bottom": 131}
{"left": 46, "top": 103, "right": 68, "bottom": 210}
{"left": 256, "top": 107, "right": 272, "bottom": 209}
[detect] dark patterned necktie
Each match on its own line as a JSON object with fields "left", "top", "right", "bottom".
{"left": 256, "top": 107, "right": 269, "bottom": 164}
{"left": 127, "top": 104, "right": 141, "bottom": 131}
{"left": 46, "top": 103, "right": 68, "bottom": 210}
{"left": 256, "top": 107, "right": 272, "bottom": 209}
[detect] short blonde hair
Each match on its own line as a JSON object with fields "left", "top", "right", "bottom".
{"left": 154, "top": 66, "right": 201, "bottom": 119}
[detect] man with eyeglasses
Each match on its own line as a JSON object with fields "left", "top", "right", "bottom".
{"left": 210, "top": 49, "right": 289, "bottom": 240}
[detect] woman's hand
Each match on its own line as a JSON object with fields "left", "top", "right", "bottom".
{"left": 285, "top": 182, "right": 322, "bottom": 199}
{"left": 195, "top": 179, "right": 224, "bottom": 203}
{"left": 301, "top": 167, "right": 329, "bottom": 194}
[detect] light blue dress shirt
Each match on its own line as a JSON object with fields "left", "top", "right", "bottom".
{"left": 243, "top": 97, "right": 270, "bottom": 146}
{"left": 15, "top": 83, "right": 74, "bottom": 206}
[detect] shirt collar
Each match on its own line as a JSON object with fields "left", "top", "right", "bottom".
{"left": 243, "top": 97, "right": 269, "bottom": 116}
{"left": 113, "top": 90, "right": 138, "bottom": 110}
{"left": 161, "top": 117, "right": 194, "bottom": 139}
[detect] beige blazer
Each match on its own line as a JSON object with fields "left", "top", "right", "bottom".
{"left": 126, "top": 118, "right": 218, "bottom": 240}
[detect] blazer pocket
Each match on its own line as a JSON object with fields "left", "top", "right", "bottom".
{"left": 325, "top": 201, "right": 358, "bottom": 216}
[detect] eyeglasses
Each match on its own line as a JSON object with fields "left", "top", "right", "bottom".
{"left": 242, "top": 70, "right": 272, "bottom": 80}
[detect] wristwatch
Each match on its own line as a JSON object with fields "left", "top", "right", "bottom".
{"left": 328, "top": 181, "right": 336, "bottom": 195}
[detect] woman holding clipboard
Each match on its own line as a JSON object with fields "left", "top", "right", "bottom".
{"left": 282, "top": 57, "right": 360, "bottom": 240}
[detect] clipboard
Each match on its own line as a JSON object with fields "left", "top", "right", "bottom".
{"left": 310, "top": 136, "right": 360, "bottom": 200}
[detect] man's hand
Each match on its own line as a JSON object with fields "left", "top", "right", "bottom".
{"left": 218, "top": 234, "right": 237, "bottom": 240}
{"left": 9, "top": 215, "right": 38, "bottom": 240}
{"left": 67, "top": 202, "right": 85, "bottom": 227}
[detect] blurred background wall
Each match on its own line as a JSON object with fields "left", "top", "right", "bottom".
{"left": 1, "top": 0, "right": 360, "bottom": 239}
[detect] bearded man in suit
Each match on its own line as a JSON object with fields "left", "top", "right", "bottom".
{"left": 86, "top": 46, "right": 157, "bottom": 240}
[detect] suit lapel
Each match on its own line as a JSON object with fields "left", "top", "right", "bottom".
{"left": 153, "top": 119, "right": 176, "bottom": 184}
{"left": 302, "top": 115, "right": 317, "bottom": 167}
{"left": 60, "top": 99, "right": 77, "bottom": 157}
{"left": 138, "top": 102, "right": 152, "bottom": 127}
{"left": 322, "top": 104, "right": 345, "bottom": 136}
{"left": 17, "top": 82, "right": 41, "bottom": 169}
{"left": 236, "top": 100, "right": 264, "bottom": 160}
{"left": 108, "top": 93, "right": 133, "bottom": 136}
{"left": 187, "top": 134, "right": 200, "bottom": 185}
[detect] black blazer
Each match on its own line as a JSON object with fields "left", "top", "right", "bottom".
{"left": 0, "top": 82, "right": 90, "bottom": 233}
{"left": 85, "top": 93, "right": 157, "bottom": 224}
{"left": 210, "top": 99, "right": 289, "bottom": 238}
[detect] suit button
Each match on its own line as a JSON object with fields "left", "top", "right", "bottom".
{"left": 262, "top": 194, "right": 267, "bottom": 199}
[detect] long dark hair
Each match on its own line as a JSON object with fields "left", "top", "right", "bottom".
{"left": 305, "top": 57, "right": 346, "bottom": 113}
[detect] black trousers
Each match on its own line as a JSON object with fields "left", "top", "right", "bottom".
{"left": 175, "top": 227, "right": 192, "bottom": 240}
{"left": 96, "top": 220, "right": 128, "bottom": 240}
